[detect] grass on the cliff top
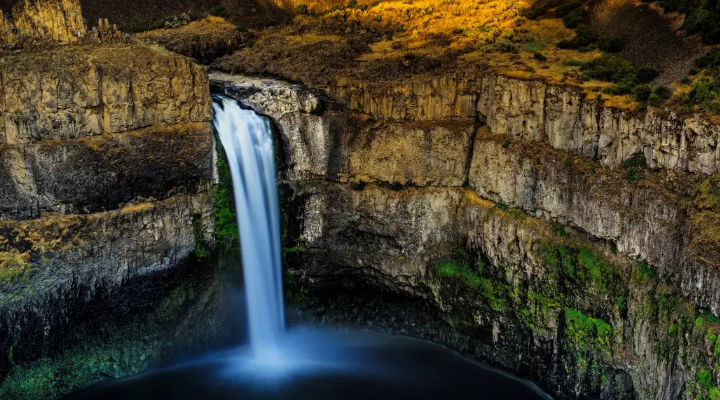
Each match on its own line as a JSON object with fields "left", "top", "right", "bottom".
{"left": 213, "top": 1, "right": 597, "bottom": 73}
{"left": 144, "top": 0, "right": 720, "bottom": 115}
{"left": 210, "top": 0, "right": 662, "bottom": 110}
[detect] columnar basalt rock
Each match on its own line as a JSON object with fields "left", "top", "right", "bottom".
{"left": 0, "top": 45, "right": 212, "bottom": 145}
{"left": 214, "top": 72, "right": 720, "bottom": 400}
{"left": 291, "top": 182, "right": 710, "bottom": 400}
{"left": 0, "top": 122, "right": 214, "bottom": 219}
{"left": 10, "top": 0, "right": 87, "bottom": 43}
{"left": 0, "top": 10, "right": 16, "bottom": 45}
{"left": 329, "top": 72, "right": 720, "bottom": 176}
{"left": 212, "top": 73, "right": 475, "bottom": 186}
{"left": 466, "top": 136, "right": 720, "bottom": 314}
{"left": 0, "top": 193, "right": 214, "bottom": 379}
{"left": 0, "top": 41, "right": 215, "bottom": 387}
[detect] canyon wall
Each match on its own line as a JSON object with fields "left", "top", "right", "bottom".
{"left": 0, "top": 30, "right": 215, "bottom": 391}
{"left": 214, "top": 72, "right": 720, "bottom": 400}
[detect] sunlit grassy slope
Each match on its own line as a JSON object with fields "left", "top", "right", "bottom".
{"left": 217, "top": 0, "right": 605, "bottom": 81}
{"left": 140, "top": 0, "right": 716, "bottom": 115}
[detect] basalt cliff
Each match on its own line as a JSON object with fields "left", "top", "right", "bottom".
{"left": 0, "top": 0, "right": 217, "bottom": 395}
{"left": 213, "top": 70, "right": 720, "bottom": 400}
{"left": 4, "top": 0, "right": 720, "bottom": 399}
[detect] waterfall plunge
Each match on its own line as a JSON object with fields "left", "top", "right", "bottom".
{"left": 213, "top": 97, "right": 285, "bottom": 361}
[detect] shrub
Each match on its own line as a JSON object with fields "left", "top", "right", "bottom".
{"left": 597, "top": 35, "right": 623, "bottom": 52}
{"left": 654, "top": 85, "right": 673, "bottom": 99}
{"left": 690, "top": 81, "right": 719, "bottom": 104}
{"left": 562, "top": 8, "right": 588, "bottom": 28}
{"left": 164, "top": 13, "right": 191, "bottom": 29}
{"left": 697, "top": 368, "right": 713, "bottom": 389}
{"left": 682, "top": 47, "right": 720, "bottom": 113}
{"left": 649, "top": 86, "right": 672, "bottom": 106}
{"left": 557, "top": 24, "right": 596, "bottom": 49}
{"left": 624, "top": 153, "right": 647, "bottom": 181}
{"left": 522, "top": 7, "right": 546, "bottom": 20}
{"left": 207, "top": 5, "right": 228, "bottom": 18}
{"left": 648, "top": 93, "right": 662, "bottom": 106}
{"left": 533, "top": 52, "right": 548, "bottom": 62}
{"left": 696, "top": 47, "right": 720, "bottom": 70}
{"left": 581, "top": 54, "right": 636, "bottom": 82}
{"left": 294, "top": 4, "right": 309, "bottom": 15}
{"left": 632, "top": 84, "right": 652, "bottom": 101}
{"left": 582, "top": 54, "right": 663, "bottom": 99}
{"left": 555, "top": 1, "right": 582, "bottom": 17}
{"left": 648, "top": 0, "right": 720, "bottom": 44}
{"left": 636, "top": 64, "right": 660, "bottom": 83}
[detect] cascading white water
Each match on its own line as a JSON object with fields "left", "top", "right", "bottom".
{"left": 213, "top": 97, "right": 285, "bottom": 361}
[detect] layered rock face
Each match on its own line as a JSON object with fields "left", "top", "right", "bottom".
{"left": 0, "top": 45, "right": 210, "bottom": 145}
{"left": 330, "top": 73, "right": 720, "bottom": 175}
{"left": 0, "top": 0, "right": 86, "bottom": 47}
{"left": 0, "top": 32, "right": 214, "bottom": 387}
{"left": 214, "top": 72, "right": 720, "bottom": 400}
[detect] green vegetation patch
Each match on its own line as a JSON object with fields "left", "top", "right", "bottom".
{"left": 434, "top": 251, "right": 509, "bottom": 312}
{"left": 642, "top": 0, "right": 720, "bottom": 45}
{"left": 564, "top": 308, "right": 613, "bottom": 352}
{"left": 537, "top": 241, "right": 620, "bottom": 294}
{"left": 622, "top": 153, "right": 647, "bottom": 181}
{"left": 680, "top": 47, "right": 720, "bottom": 114}
{"left": 435, "top": 255, "right": 482, "bottom": 288}
{"left": 214, "top": 137, "right": 239, "bottom": 246}
{"left": 698, "top": 368, "right": 714, "bottom": 389}
{"left": 581, "top": 54, "right": 660, "bottom": 101}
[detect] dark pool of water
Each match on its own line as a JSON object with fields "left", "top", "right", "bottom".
{"left": 64, "top": 329, "right": 551, "bottom": 400}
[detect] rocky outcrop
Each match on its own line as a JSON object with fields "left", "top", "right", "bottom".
{"left": 0, "top": 0, "right": 86, "bottom": 47}
{"left": 0, "top": 44, "right": 211, "bottom": 145}
{"left": 11, "top": 0, "right": 86, "bottom": 43}
{"left": 292, "top": 182, "right": 704, "bottom": 400}
{"left": 136, "top": 17, "right": 253, "bottom": 64}
{"left": 0, "top": 40, "right": 215, "bottom": 388}
{"left": 330, "top": 73, "right": 720, "bottom": 176}
{"left": 0, "top": 122, "right": 213, "bottom": 219}
{"left": 211, "top": 73, "right": 474, "bottom": 186}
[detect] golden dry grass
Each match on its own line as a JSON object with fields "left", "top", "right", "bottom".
{"left": 120, "top": 202, "right": 157, "bottom": 213}
{"left": 213, "top": 0, "right": 706, "bottom": 112}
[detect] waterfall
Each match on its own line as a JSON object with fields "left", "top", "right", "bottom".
{"left": 213, "top": 97, "right": 285, "bottom": 361}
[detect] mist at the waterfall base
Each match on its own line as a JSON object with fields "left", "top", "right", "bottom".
{"left": 64, "top": 97, "right": 552, "bottom": 400}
